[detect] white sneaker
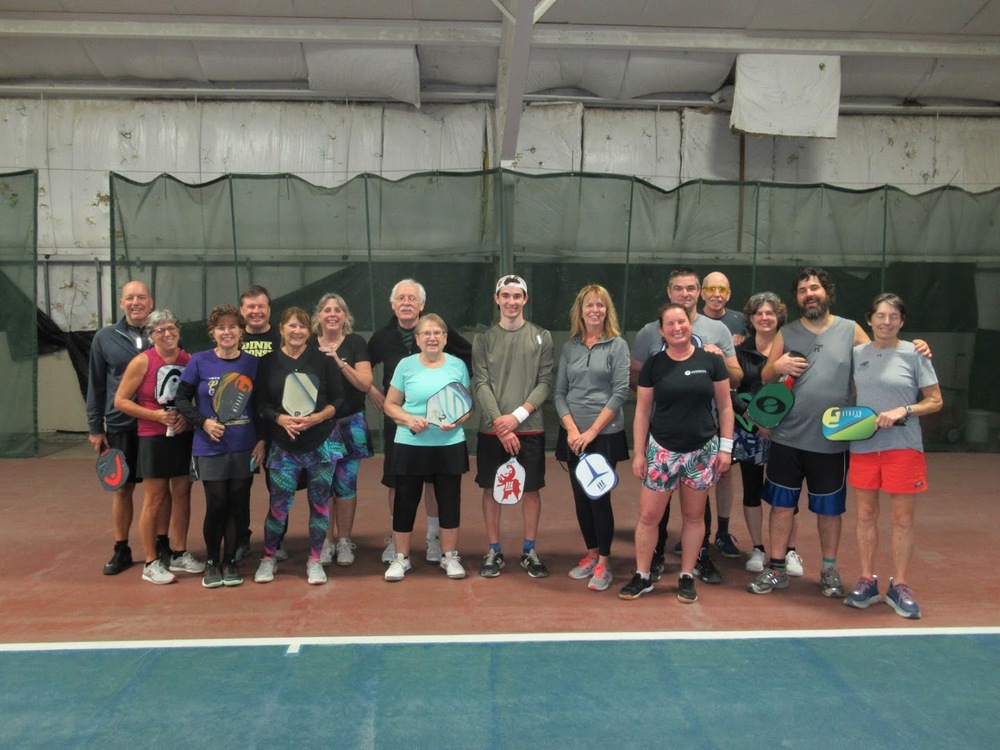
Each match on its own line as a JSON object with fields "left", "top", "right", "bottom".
{"left": 425, "top": 535, "right": 442, "bottom": 564}
{"left": 142, "top": 559, "right": 177, "bottom": 585}
{"left": 381, "top": 536, "right": 396, "bottom": 564}
{"left": 785, "top": 550, "right": 804, "bottom": 577}
{"left": 439, "top": 552, "right": 466, "bottom": 579}
{"left": 384, "top": 553, "right": 411, "bottom": 582}
{"left": 319, "top": 539, "right": 336, "bottom": 567}
{"left": 275, "top": 547, "right": 289, "bottom": 562}
{"left": 335, "top": 538, "right": 356, "bottom": 567}
{"left": 168, "top": 551, "right": 206, "bottom": 574}
{"left": 306, "top": 560, "right": 327, "bottom": 585}
{"left": 746, "top": 548, "right": 767, "bottom": 573}
{"left": 254, "top": 557, "right": 276, "bottom": 583}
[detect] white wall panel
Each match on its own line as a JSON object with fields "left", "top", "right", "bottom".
{"left": 581, "top": 109, "right": 683, "bottom": 190}
{"left": 505, "top": 103, "right": 583, "bottom": 173}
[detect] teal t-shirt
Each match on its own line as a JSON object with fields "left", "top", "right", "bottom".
{"left": 390, "top": 353, "right": 470, "bottom": 447}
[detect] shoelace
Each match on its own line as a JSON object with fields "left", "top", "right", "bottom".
{"left": 576, "top": 553, "right": 598, "bottom": 569}
{"left": 892, "top": 583, "right": 914, "bottom": 603}
{"left": 591, "top": 564, "right": 607, "bottom": 578}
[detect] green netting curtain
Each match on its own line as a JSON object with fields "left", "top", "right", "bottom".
{"left": 0, "top": 170, "right": 38, "bottom": 457}
{"left": 110, "top": 170, "right": 1000, "bottom": 447}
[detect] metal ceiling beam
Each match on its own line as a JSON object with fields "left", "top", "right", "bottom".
{"left": 2, "top": 14, "right": 1000, "bottom": 58}
{"left": 495, "top": 0, "right": 534, "bottom": 163}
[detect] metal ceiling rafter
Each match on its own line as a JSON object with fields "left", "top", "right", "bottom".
{"left": 2, "top": 14, "right": 999, "bottom": 58}
{"left": 494, "top": 0, "right": 535, "bottom": 163}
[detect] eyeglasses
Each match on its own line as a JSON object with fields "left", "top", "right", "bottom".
{"left": 704, "top": 286, "right": 729, "bottom": 294}
{"left": 394, "top": 295, "right": 420, "bottom": 303}
{"left": 417, "top": 330, "right": 446, "bottom": 338}
{"left": 152, "top": 325, "right": 178, "bottom": 336}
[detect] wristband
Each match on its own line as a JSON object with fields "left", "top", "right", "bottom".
{"left": 512, "top": 406, "right": 530, "bottom": 424}
{"left": 718, "top": 437, "right": 734, "bottom": 453}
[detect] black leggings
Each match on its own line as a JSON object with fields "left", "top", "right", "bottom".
{"left": 393, "top": 474, "right": 461, "bottom": 533}
{"left": 203, "top": 477, "right": 252, "bottom": 563}
{"left": 567, "top": 457, "right": 616, "bottom": 557}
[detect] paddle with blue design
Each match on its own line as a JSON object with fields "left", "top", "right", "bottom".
{"left": 574, "top": 452, "right": 619, "bottom": 500}
{"left": 426, "top": 381, "right": 473, "bottom": 427}
{"left": 822, "top": 405, "right": 906, "bottom": 441}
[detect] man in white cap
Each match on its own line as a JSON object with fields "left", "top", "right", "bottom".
{"left": 473, "top": 274, "right": 554, "bottom": 579}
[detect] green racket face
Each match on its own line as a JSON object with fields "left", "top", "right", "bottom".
{"left": 747, "top": 383, "right": 794, "bottom": 429}
{"left": 822, "top": 406, "right": 878, "bottom": 441}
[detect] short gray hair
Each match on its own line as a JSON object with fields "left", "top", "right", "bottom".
{"left": 390, "top": 278, "right": 427, "bottom": 305}
{"left": 144, "top": 309, "right": 179, "bottom": 336}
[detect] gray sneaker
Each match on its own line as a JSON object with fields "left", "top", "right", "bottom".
{"left": 820, "top": 566, "right": 846, "bottom": 598}
{"left": 274, "top": 547, "right": 289, "bottom": 563}
{"left": 568, "top": 552, "right": 599, "bottom": 580}
{"left": 335, "top": 538, "right": 356, "bottom": 567}
{"left": 381, "top": 536, "right": 396, "bottom": 564}
{"left": 169, "top": 551, "right": 206, "bottom": 574}
{"left": 234, "top": 543, "right": 252, "bottom": 563}
{"left": 747, "top": 568, "right": 789, "bottom": 594}
{"left": 425, "top": 536, "right": 442, "bottom": 564}
{"left": 254, "top": 557, "right": 276, "bottom": 583}
{"left": 142, "top": 559, "right": 177, "bottom": 585}
{"left": 319, "top": 539, "right": 336, "bottom": 567}
{"left": 587, "top": 563, "right": 613, "bottom": 592}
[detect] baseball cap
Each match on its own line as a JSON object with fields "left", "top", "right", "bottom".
{"left": 495, "top": 274, "right": 528, "bottom": 294}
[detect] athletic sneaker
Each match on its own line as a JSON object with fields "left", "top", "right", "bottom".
{"left": 693, "top": 548, "right": 722, "bottom": 584}
{"left": 520, "top": 549, "right": 550, "bottom": 578}
{"left": 588, "top": 563, "right": 612, "bottom": 592}
{"left": 425, "top": 536, "right": 442, "bottom": 564}
{"left": 747, "top": 568, "right": 789, "bottom": 594}
{"left": 254, "top": 557, "right": 276, "bottom": 583}
{"left": 319, "top": 539, "right": 336, "bottom": 567}
{"left": 785, "top": 549, "right": 804, "bottom": 577}
{"left": 169, "top": 551, "right": 206, "bottom": 574}
{"left": 222, "top": 563, "right": 243, "bottom": 587}
{"left": 618, "top": 573, "right": 653, "bottom": 600}
{"left": 671, "top": 540, "right": 683, "bottom": 556}
{"left": 650, "top": 554, "right": 666, "bottom": 582}
{"left": 381, "top": 536, "right": 396, "bottom": 564}
{"left": 746, "top": 548, "right": 767, "bottom": 573}
{"left": 306, "top": 560, "right": 327, "bottom": 585}
{"left": 845, "top": 576, "right": 880, "bottom": 609}
{"left": 274, "top": 547, "right": 289, "bottom": 563}
{"left": 202, "top": 561, "right": 223, "bottom": 589}
{"left": 440, "top": 553, "right": 467, "bottom": 579}
{"left": 714, "top": 532, "right": 742, "bottom": 559}
{"left": 479, "top": 550, "right": 505, "bottom": 578}
{"left": 820, "top": 567, "right": 846, "bottom": 598}
{"left": 103, "top": 544, "right": 133, "bottom": 576}
{"left": 677, "top": 574, "right": 698, "bottom": 604}
{"left": 569, "top": 552, "right": 599, "bottom": 580}
{"left": 335, "top": 539, "right": 356, "bottom": 567}
{"left": 886, "top": 578, "right": 921, "bottom": 620}
{"left": 385, "top": 553, "right": 411, "bottom": 582}
{"left": 234, "top": 543, "right": 252, "bottom": 563}
{"left": 142, "top": 559, "right": 177, "bottom": 585}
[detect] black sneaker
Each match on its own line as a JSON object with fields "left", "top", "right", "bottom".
{"left": 103, "top": 544, "right": 133, "bottom": 576}
{"left": 693, "top": 547, "right": 722, "bottom": 584}
{"left": 677, "top": 574, "right": 698, "bottom": 604}
{"left": 234, "top": 543, "right": 252, "bottom": 563}
{"left": 202, "top": 561, "right": 223, "bottom": 589}
{"left": 618, "top": 572, "right": 653, "bottom": 600}
{"left": 520, "top": 549, "right": 550, "bottom": 578}
{"left": 650, "top": 554, "right": 665, "bottom": 582}
{"left": 222, "top": 562, "right": 244, "bottom": 587}
{"left": 479, "top": 550, "right": 505, "bottom": 578}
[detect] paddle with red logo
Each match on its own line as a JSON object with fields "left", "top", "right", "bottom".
{"left": 493, "top": 455, "right": 525, "bottom": 505}
{"left": 96, "top": 448, "right": 130, "bottom": 492}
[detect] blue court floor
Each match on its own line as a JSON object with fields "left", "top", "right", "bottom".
{"left": 3, "top": 629, "right": 998, "bottom": 749}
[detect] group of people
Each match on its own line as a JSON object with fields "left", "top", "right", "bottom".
{"left": 88, "top": 267, "right": 941, "bottom": 618}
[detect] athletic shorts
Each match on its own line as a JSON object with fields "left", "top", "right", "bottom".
{"left": 848, "top": 448, "right": 928, "bottom": 495}
{"left": 641, "top": 434, "right": 719, "bottom": 493}
{"left": 107, "top": 427, "right": 142, "bottom": 484}
{"left": 138, "top": 432, "right": 194, "bottom": 479}
{"left": 762, "top": 441, "right": 848, "bottom": 516}
{"left": 475, "top": 432, "right": 546, "bottom": 492}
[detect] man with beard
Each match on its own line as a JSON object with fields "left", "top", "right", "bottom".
{"left": 748, "top": 267, "right": 930, "bottom": 598}
{"left": 368, "top": 279, "right": 472, "bottom": 564}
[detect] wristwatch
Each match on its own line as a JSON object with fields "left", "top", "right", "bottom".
{"left": 904, "top": 405, "right": 914, "bottom": 417}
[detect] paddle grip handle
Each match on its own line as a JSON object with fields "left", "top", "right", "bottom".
{"left": 779, "top": 351, "right": 807, "bottom": 389}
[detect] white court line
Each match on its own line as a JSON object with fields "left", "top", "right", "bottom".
{"left": 1, "top": 626, "right": 999, "bottom": 654}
